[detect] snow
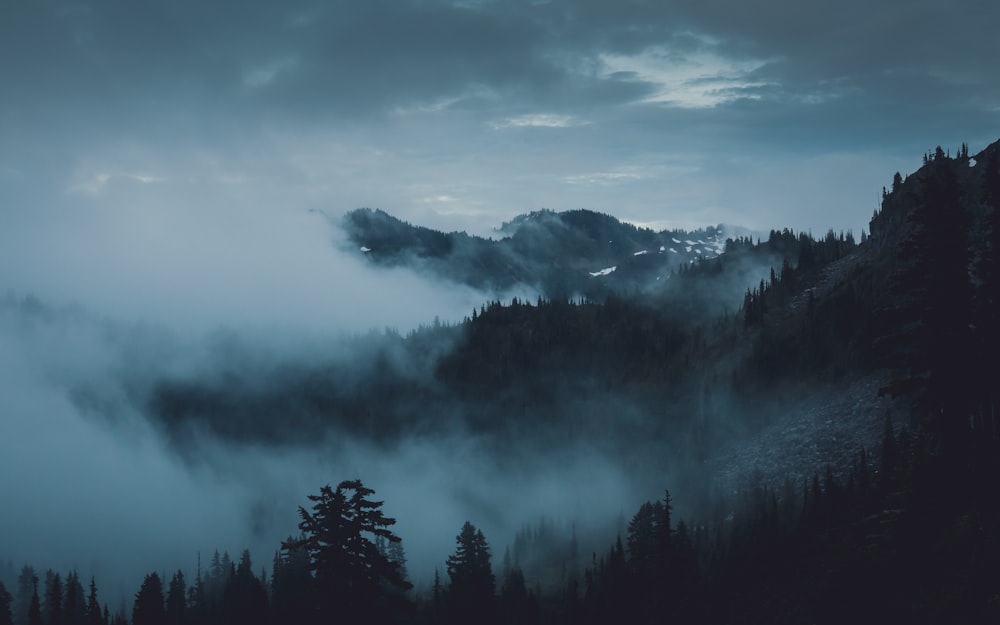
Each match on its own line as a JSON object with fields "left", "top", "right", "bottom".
{"left": 659, "top": 245, "right": 666, "bottom": 252}
{"left": 685, "top": 240, "right": 696, "bottom": 245}
{"left": 669, "top": 248, "right": 678, "bottom": 253}
{"left": 589, "top": 266, "right": 617, "bottom": 277}
{"left": 360, "top": 246, "right": 372, "bottom": 252}
{"left": 685, "top": 246, "right": 692, "bottom": 252}
{"left": 634, "top": 250, "right": 648, "bottom": 256}
{"left": 672, "top": 238, "right": 681, "bottom": 244}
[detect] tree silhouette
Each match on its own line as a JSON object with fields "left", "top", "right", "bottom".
{"left": 132, "top": 573, "right": 165, "bottom": 625}
{"left": 42, "top": 572, "right": 61, "bottom": 625}
{"left": 165, "top": 571, "right": 185, "bottom": 625}
{"left": 446, "top": 521, "right": 496, "bottom": 624}
{"left": 0, "top": 581, "right": 12, "bottom": 625}
{"left": 27, "top": 578, "right": 42, "bottom": 625}
{"left": 62, "top": 571, "right": 84, "bottom": 625}
{"left": 221, "top": 551, "right": 268, "bottom": 625}
{"left": 84, "top": 579, "right": 102, "bottom": 625}
{"left": 286, "top": 479, "right": 412, "bottom": 623}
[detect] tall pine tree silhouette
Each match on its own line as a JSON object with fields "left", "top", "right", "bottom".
{"left": 446, "top": 521, "right": 496, "bottom": 624}
{"left": 286, "top": 479, "right": 411, "bottom": 624}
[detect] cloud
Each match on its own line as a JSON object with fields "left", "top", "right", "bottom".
{"left": 490, "top": 113, "right": 590, "bottom": 129}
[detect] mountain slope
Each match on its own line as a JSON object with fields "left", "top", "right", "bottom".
{"left": 341, "top": 208, "right": 728, "bottom": 299}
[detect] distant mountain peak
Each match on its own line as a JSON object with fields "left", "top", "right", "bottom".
{"left": 341, "top": 207, "right": 740, "bottom": 300}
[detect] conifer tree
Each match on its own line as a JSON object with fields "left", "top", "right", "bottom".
{"left": 62, "top": 572, "right": 84, "bottom": 625}
{"left": 446, "top": 522, "right": 496, "bottom": 624}
{"left": 0, "top": 581, "right": 13, "bottom": 625}
{"left": 27, "top": 579, "right": 42, "bottom": 625}
{"left": 131, "top": 573, "right": 165, "bottom": 625}
{"left": 165, "top": 572, "right": 185, "bottom": 625}
{"left": 84, "top": 579, "right": 101, "bottom": 625}
{"left": 15, "top": 566, "right": 36, "bottom": 625}
{"left": 42, "top": 572, "right": 62, "bottom": 625}
{"left": 286, "top": 480, "right": 412, "bottom": 623}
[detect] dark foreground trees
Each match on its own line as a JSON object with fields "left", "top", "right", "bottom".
{"left": 285, "top": 479, "right": 412, "bottom": 624}
{"left": 445, "top": 521, "right": 496, "bottom": 625}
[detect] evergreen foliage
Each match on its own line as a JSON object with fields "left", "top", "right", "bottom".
{"left": 285, "top": 480, "right": 412, "bottom": 623}
{"left": 445, "top": 522, "right": 496, "bottom": 624}
{"left": 0, "top": 581, "right": 12, "bottom": 625}
{"left": 132, "top": 573, "right": 165, "bottom": 625}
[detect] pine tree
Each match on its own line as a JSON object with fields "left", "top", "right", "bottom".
{"left": 220, "top": 551, "right": 268, "bottom": 625}
{"left": 84, "top": 579, "right": 102, "bottom": 625}
{"left": 131, "top": 573, "right": 166, "bottom": 625}
{"left": 27, "top": 579, "right": 42, "bottom": 625}
{"left": 0, "top": 580, "right": 13, "bottom": 625}
{"left": 43, "top": 572, "right": 62, "bottom": 625}
{"left": 15, "top": 566, "right": 36, "bottom": 625}
{"left": 286, "top": 480, "right": 412, "bottom": 623}
{"left": 446, "top": 521, "right": 496, "bottom": 624}
{"left": 62, "top": 572, "right": 84, "bottom": 625}
{"left": 165, "top": 572, "right": 185, "bottom": 625}
{"left": 270, "top": 537, "right": 312, "bottom": 625}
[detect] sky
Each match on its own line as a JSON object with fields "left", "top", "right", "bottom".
{"left": 1, "top": 0, "right": 999, "bottom": 598}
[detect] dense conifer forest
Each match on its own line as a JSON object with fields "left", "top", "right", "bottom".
{"left": 2, "top": 140, "right": 999, "bottom": 624}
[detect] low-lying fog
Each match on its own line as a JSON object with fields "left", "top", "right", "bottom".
{"left": 0, "top": 192, "right": 659, "bottom": 602}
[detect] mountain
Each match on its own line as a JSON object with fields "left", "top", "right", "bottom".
{"left": 341, "top": 207, "right": 731, "bottom": 299}
{"left": 20, "top": 138, "right": 998, "bottom": 623}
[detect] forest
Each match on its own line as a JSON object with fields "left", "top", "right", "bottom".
{"left": 2, "top": 140, "right": 999, "bottom": 624}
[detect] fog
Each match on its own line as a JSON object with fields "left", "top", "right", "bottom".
{"left": 0, "top": 139, "right": 790, "bottom": 605}
{"left": 0, "top": 283, "right": 657, "bottom": 604}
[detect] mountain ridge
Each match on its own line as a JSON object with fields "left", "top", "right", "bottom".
{"left": 341, "top": 207, "right": 735, "bottom": 299}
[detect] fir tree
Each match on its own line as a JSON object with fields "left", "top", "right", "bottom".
{"left": 15, "top": 566, "right": 36, "bottom": 625}
{"left": 42, "top": 572, "right": 62, "bottom": 625}
{"left": 446, "top": 522, "right": 496, "bottom": 624}
{"left": 165, "top": 572, "right": 185, "bottom": 625}
{"left": 27, "top": 579, "right": 42, "bottom": 625}
{"left": 286, "top": 480, "right": 412, "bottom": 623}
{"left": 0, "top": 581, "right": 13, "bottom": 625}
{"left": 61, "top": 572, "right": 84, "bottom": 625}
{"left": 131, "top": 573, "right": 165, "bottom": 625}
{"left": 84, "top": 579, "right": 101, "bottom": 625}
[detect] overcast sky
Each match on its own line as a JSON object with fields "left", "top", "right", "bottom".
{"left": 4, "top": 0, "right": 998, "bottom": 239}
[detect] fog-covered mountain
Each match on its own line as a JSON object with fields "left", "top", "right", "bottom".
{"left": 342, "top": 207, "right": 736, "bottom": 299}
{"left": 2, "top": 139, "right": 999, "bottom": 624}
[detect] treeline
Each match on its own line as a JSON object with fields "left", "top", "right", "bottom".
{"left": 4, "top": 410, "right": 997, "bottom": 625}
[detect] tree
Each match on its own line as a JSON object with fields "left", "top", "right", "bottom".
{"left": 270, "top": 537, "right": 313, "bottom": 625}
{"left": 285, "top": 480, "right": 412, "bottom": 623}
{"left": 0, "top": 580, "right": 13, "bottom": 625}
{"left": 221, "top": 551, "right": 268, "bottom": 625}
{"left": 28, "top": 578, "right": 42, "bottom": 625}
{"left": 15, "top": 566, "right": 36, "bottom": 625}
{"left": 84, "top": 579, "right": 102, "bottom": 625}
{"left": 165, "top": 572, "right": 185, "bottom": 625}
{"left": 132, "top": 573, "right": 165, "bottom": 625}
{"left": 446, "top": 521, "right": 495, "bottom": 624}
{"left": 62, "top": 572, "right": 84, "bottom": 625}
{"left": 626, "top": 501, "right": 661, "bottom": 576}
{"left": 42, "top": 572, "right": 62, "bottom": 625}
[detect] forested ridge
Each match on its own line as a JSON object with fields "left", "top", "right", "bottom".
{"left": 2, "top": 140, "right": 999, "bottom": 624}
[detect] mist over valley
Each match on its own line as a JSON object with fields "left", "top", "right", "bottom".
{"left": 2, "top": 1, "right": 999, "bottom": 621}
